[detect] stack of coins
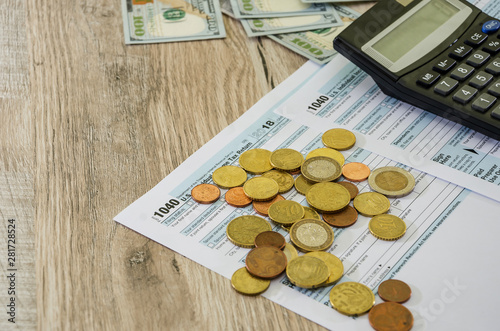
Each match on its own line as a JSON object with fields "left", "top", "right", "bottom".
{"left": 190, "top": 127, "right": 417, "bottom": 327}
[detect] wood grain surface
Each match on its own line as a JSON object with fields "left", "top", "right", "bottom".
{"left": 0, "top": 1, "right": 373, "bottom": 330}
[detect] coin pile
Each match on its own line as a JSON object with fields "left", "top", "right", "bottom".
{"left": 191, "top": 127, "right": 417, "bottom": 326}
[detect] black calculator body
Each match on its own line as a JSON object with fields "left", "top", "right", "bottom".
{"left": 333, "top": 0, "right": 500, "bottom": 140}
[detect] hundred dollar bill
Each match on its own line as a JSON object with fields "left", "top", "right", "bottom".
{"left": 240, "top": 11, "right": 342, "bottom": 37}
{"left": 268, "top": 5, "right": 359, "bottom": 64}
{"left": 121, "top": 0, "right": 226, "bottom": 44}
{"left": 230, "top": 0, "right": 337, "bottom": 18}
{"left": 220, "top": 0, "right": 236, "bottom": 18}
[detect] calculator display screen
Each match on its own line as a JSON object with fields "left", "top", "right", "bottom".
{"left": 373, "top": 0, "right": 459, "bottom": 62}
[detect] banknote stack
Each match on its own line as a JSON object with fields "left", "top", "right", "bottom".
{"left": 220, "top": 0, "right": 360, "bottom": 64}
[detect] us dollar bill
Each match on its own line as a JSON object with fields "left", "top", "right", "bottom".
{"left": 268, "top": 6, "right": 360, "bottom": 64}
{"left": 121, "top": 0, "right": 226, "bottom": 44}
{"left": 229, "top": 0, "right": 337, "bottom": 18}
{"left": 240, "top": 10, "right": 343, "bottom": 37}
{"left": 220, "top": 0, "right": 236, "bottom": 18}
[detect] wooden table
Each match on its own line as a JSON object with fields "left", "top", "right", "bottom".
{"left": 0, "top": 1, "right": 372, "bottom": 329}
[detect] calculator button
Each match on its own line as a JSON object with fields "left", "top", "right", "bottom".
{"left": 483, "top": 20, "right": 500, "bottom": 34}
{"left": 433, "top": 57, "right": 456, "bottom": 73}
{"left": 434, "top": 77, "right": 459, "bottom": 96}
{"left": 466, "top": 51, "right": 490, "bottom": 67}
{"left": 469, "top": 71, "right": 493, "bottom": 89}
{"left": 450, "top": 44, "right": 472, "bottom": 60}
{"left": 485, "top": 58, "right": 500, "bottom": 75}
{"left": 482, "top": 39, "right": 500, "bottom": 54}
{"left": 450, "top": 64, "right": 474, "bottom": 81}
{"left": 472, "top": 93, "right": 497, "bottom": 113}
{"left": 453, "top": 86, "right": 478, "bottom": 104}
{"left": 487, "top": 80, "right": 500, "bottom": 97}
{"left": 465, "top": 32, "right": 488, "bottom": 47}
{"left": 491, "top": 104, "right": 500, "bottom": 120}
{"left": 417, "top": 71, "right": 440, "bottom": 87}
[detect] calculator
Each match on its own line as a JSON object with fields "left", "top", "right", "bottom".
{"left": 333, "top": 0, "right": 500, "bottom": 140}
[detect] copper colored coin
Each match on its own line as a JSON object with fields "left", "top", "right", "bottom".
{"left": 225, "top": 187, "right": 252, "bottom": 207}
{"left": 245, "top": 246, "right": 287, "bottom": 279}
{"left": 322, "top": 205, "right": 358, "bottom": 228}
{"left": 191, "top": 183, "right": 221, "bottom": 204}
{"left": 342, "top": 162, "right": 371, "bottom": 182}
{"left": 337, "top": 181, "right": 359, "bottom": 200}
{"left": 254, "top": 231, "right": 286, "bottom": 250}
{"left": 378, "top": 279, "right": 412, "bottom": 303}
{"left": 368, "top": 302, "right": 414, "bottom": 331}
{"left": 252, "top": 194, "right": 285, "bottom": 216}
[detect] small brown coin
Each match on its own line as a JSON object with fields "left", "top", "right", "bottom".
{"left": 252, "top": 194, "right": 285, "bottom": 216}
{"left": 245, "top": 246, "right": 287, "bottom": 279}
{"left": 254, "top": 231, "right": 286, "bottom": 250}
{"left": 378, "top": 279, "right": 412, "bottom": 303}
{"left": 337, "top": 181, "right": 359, "bottom": 200}
{"left": 342, "top": 162, "right": 371, "bottom": 182}
{"left": 191, "top": 184, "right": 221, "bottom": 204}
{"left": 368, "top": 302, "right": 414, "bottom": 331}
{"left": 225, "top": 187, "right": 252, "bottom": 207}
{"left": 322, "top": 205, "right": 358, "bottom": 228}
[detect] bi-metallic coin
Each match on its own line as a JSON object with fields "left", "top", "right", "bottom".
{"left": 368, "top": 166, "right": 416, "bottom": 198}
{"left": 290, "top": 219, "right": 334, "bottom": 252}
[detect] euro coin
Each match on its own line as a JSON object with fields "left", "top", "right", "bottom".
{"left": 322, "top": 205, "right": 358, "bottom": 228}
{"left": 369, "top": 214, "right": 406, "bottom": 240}
{"left": 238, "top": 148, "right": 273, "bottom": 174}
{"left": 306, "top": 147, "right": 345, "bottom": 166}
{"left": 337, "top": 181, "right": 359, "bottom": 200}
{"left": 225, "top": 187, "right": 252, "bottom": 207}
{"left": 368, "top": 302, "right": 414, "bottom": 331}
{"left": 353, "top": 192, "right": 390, "bottom": 216}
{"left": 191, "top": 183, "right": 220, "bottom": 204}
{"left": 226, "top": 215, "right": 271, "bottom": 248}
{"left": 268, "top": 200, "right": 304, "bottom": 226}
{"left": 322, "top": 128, "right": 356, "bottom": 150}
{"left": 231, "top": 267, "right": 270, "bottom": 296}
{"left": 262, "top": 170, "right": 294, "bottom": 193}
{"left": 243, "top": 176, "right": 279, "bottom": 201}
{"left": 302, "top": 206, "right": 321, "bottom": 220}
{"left": 294, "top": 174, "right": 314, "bottom": 195}
{"left": 245, "top": 246, "right": 287, "bottom": 279}
{"left": 301, "top": 156, "right": 342, "bottom": 183}
{"left": 290, "top": 219, "right": 334, "bottom": 252}
{"left": 286, "top": 255, "right": 329, "bottom": 288}
{"left": 283, "top": 243, "right": 298, "bottom": 263}
{"left": 252, "top": 194, "right": 285, "bottom": 216}
{"left": 254, "top": 231, "right": 286, "bottom": 250}
{"left": 368, "top": 166, "right": 415, "bottom": 198}
{"left": 378, "top": 279, "right": 412, "bottom": 303}
{"left": 212, "top": 165, "right": 248, "bottom": 189}
{"left": 342, "top": 162, "right": 370, "bottom": 182}
{"left": 306, "top": 182, "right": 350, "bottom": 213}
{"left": 269, "top": 148, "right": 304, "bottom": 171}
{"left": 329, "top": 282, "right": 375, "bottom": 316}
{"left": 306, "top": 251, "right": 344, "bottom": 286}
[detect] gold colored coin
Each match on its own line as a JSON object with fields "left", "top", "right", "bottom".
{"left": 269, "top": 148, "right": 304, "bottom": 171}
{"left": 231, "top": 267, "right": 270, "bottom": 296}
{"left": 368, "top": 166, "right": 416, "bottom": 198}
{"left": 353, "top": 192, "right": 391, "bottom": 216}
{"left": 262, "top": 170, "right": 294, "bottom": 193}
{"left": 301, "top": 156, "right": 342, "bottom": 183}
{"left": 294, "top": 175, "right": 315, "bottom": 195}
{"left": 290, "top": 219, "right": 334, "bottom": 252}
{"left": 322, "top": 128, "right": 356, "bottom": 151}
{"left": 268, "top": 200, "right": 304, "bottom": 225}
{"left": 243, "top": 176, "right": 279, "bottom": 201}
{"left": 369, "top": 214, "right": 406, "bottom": 240}
{"left": 306, "top": 251, "right": 344, "bottom": 286}
{"left": 286, "top": 255, "right": 330, "bottom": 288}
{"left": 238, "top": 149, "right": 273, "bottom": 174}
{"left": 212, "top": 165, "right": 248, "bottom": 189}
{"left": 226, "top": 215, "right": 272, "bottom": 248}
{"left": 283, "top": 243, "right": 298, "bottom": 262}
{"left": 306, "top": 147, "right": 345, "bottom": 166}
{"left": 329, "top": 282, "right": 375, "bottom": 316}
{"left": 306, "top": 182, "right": 350, "bottom": 213}
{"left": 302, "top": 206, "right": 321, "bottom": 220}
